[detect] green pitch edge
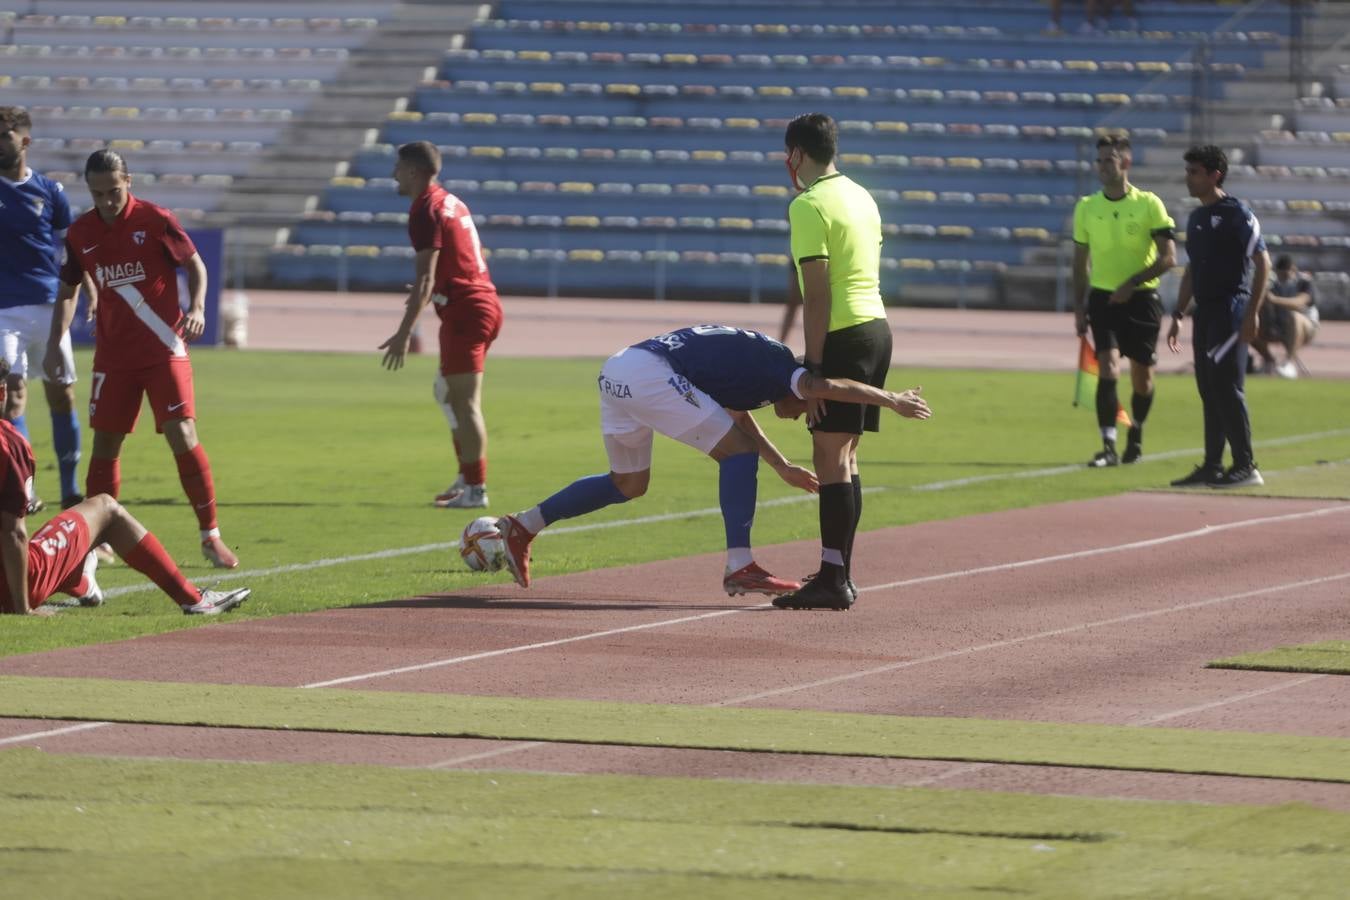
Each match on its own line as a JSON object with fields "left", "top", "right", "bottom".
{"left": 3, "top": 675, "right": 1350, "bottom": 783}
{"left": 1210, "top": 641, "right": 1350, "bottom": 676}
{"left": 4, "top": 750, "right": 1349, "bottom": 899}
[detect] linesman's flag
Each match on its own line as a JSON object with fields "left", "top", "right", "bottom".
{"left": 1073, "top": 337, "right": 1132, "bottom": 426}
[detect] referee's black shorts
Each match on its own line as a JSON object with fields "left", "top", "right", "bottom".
{"left": 1087, "top": 288, "right": 1163, "bottom": 366}
{"left": 813, "top": 316, "right": 893, "bottom": 434}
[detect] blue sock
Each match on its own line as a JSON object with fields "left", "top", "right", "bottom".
{"left": 539, "top": 474, "right": 629, "bottom": 526}
{"left": 10, "top": 414, "right": 27, "bottom": 439}
{"left": 719, "top": 451, "right": 758, "bottom": 551}
{"left": 50, "top": 410, "right": 82, "bottom": 501}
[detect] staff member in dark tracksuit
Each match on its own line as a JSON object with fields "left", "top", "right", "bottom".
{"left": 1166, "top": 145, "right": 1270, "bottom": 489}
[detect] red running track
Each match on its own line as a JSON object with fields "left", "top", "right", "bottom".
{"left": 2, "top": 492, "right": 1348, "bottom": 810}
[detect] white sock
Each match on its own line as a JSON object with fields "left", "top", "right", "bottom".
{"left": 1101, "top": 427, "right": 1118, "bottom": 443}
{"left": 821, "top": 548, "right": 845, "bottom": 566}
{"left": 517, "top": 506, "right": 546, "bottom": 535}
{"left": 725, "top": 547, "right": 753, "bottom": 572}
{"left": 201, "top": 527, "right": 221, "bottom": 541}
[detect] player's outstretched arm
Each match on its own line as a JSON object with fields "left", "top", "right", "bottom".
{"left": 726, "top": 409, "right": 818, "bottom": 493}
{"left": 798, "top": 373, "right": 932, "bottom": 420}
{"left": 380, "top": 249, "right": 439, "bottom": 370}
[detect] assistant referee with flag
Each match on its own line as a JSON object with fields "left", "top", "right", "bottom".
{"left": 1071, "top": 135, "right": 1176, "bottom": 468}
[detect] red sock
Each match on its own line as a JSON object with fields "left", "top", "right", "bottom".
{"left": 86, "top": 457, "right": 120, "bottom": 499}
{"left": 123, "top": 533, "right": 199, "bottom": 607}
{"left": 461, "top": 457, "right": 486, "bottom": 486}
{"left": 174, "top": 444, "right": 217, "bottom": 532}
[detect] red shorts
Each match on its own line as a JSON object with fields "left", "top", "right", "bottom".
{"left": 89, "top": 358, "right": 196, "bottom": 434}
{"left": 437, "top": 298, "right": 503, "bottom": 375}
{"left": 0, "top": 510, "right": 92, "bottom": 610}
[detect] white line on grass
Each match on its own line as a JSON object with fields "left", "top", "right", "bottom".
{"left": 95, "top": 426, "right": 1350, "bottom": 601}
{"left": 304, "top": 504, "right": 1350, "bottom": 691}
{"left": 913, "top": 427, "right": 1350, "bottom": 491}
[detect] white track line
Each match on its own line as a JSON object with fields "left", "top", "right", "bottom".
{"left": 96, "top": 426, "right": 1350, "bottom": 599}
{"left": 908, "top": 674, "right": 1333, "bottom": 786}
{"left": 0, "top": 721, "right": 112, "bottom": 747}
{"left": 858, "top": 504, "right": 1350, "bottom": 594}
{"left": 719, "top": 570, "right": 1350, "bottom": 707}
{"left": 302, "top": 504, "right": 1350, "bottom": 691}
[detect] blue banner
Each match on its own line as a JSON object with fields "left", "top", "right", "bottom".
{"left": 70, "top": 227, "right": 223, "bottom": 347}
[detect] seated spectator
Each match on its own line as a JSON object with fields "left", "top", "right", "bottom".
{"left": 1251, "top": 255, "right": 1319, "bottom": 379}
{"left": 1048, "top": 0, "right": 1138, "bottom": 33}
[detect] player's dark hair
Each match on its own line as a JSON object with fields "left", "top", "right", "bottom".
{"left": 1183, "top": 144, "right": 1227, "bottom": 187}
{"left": 1096, "top": 134, "right": 1131, "bottom": 156}
{"left": 0, "top": 106, "right": 33, "bottom": 134}
{"left": 1274, "top": 254, "right": 1294, "bottom": 271}
{"left": 84, "top": 149, "right": 129, "bottom": 179}
{"left": 397, "top": 141, "right": 441, "bottom": 176}
{"left": 784, "top": 113, "right": 838, "bottom": 165}
{"left": 0, "top": 357, "right": 9, "bottom": 380}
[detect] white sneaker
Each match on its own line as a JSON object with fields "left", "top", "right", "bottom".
{"left": 74, "top": 550, "right": 104, "bottom": 607}
{"left": 434, "top": 484, "right": 488, "bottom": 508}
{"left": 1276, "top": 360, "right": 1298, "bottom": 380}
{"left": 433, "top": 475, "right": 466, "bottom": 506}
{"left": 182, "top": 587, "right": 250, "bottom": 616}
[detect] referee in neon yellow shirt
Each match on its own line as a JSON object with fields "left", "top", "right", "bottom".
{"left": 776, "top": 113, "right": 927, "bottom": 611}
{"left": 1072, "top": 135, "right": 1177, "bottom": 467}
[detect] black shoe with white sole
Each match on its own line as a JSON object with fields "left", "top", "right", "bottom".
{"left": 1207, "top": 465, "right": 1264, "bottom": 489}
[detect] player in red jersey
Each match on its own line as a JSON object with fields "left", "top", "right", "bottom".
{"left": 0, "top": 358, "right": 248, "bottom": 615}
{"left": 44, "top": 150, "right": 239, "bottom": 568}
{"left": 379, "top": 141, "right": 504, "bottom": 509}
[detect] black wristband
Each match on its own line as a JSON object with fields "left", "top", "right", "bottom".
{"left": 1172, "top": 309, "right": 1185, "bottom": 321}
{"left": 804, "top": 360, "right": 823, "bottom": 376}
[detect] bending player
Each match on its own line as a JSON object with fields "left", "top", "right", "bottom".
{"left": 46, "top": 150, "right": 239, "bottom": 568}
{"left": 0, "top": 359, "right": 248, "bottom": 616}
{"left": 494, "top": 325, "right": 930, "bottom": 605}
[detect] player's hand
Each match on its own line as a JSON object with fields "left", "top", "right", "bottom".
{"left": 890, "top": 386, "right": 931, "bottom": 420}
{"left": 1167, "top": 318, "right": 1182, "bottom": 353}
{"left": 1240, "top": 314, "right": 1259, "bottom": 344}
{"left": 775, "top": 462, "right": 819, "bottom": 493}
{"left": 43, "top": 344, "right": 66, "bottom": 383}
{"left": 85, "top": 296, "right": 98, "bottom": 322}
{"left": 379, "top": 332, "right": 410, "bottom": 370}
{"left": 805, "top": 395, "right": 828, "bottom": 427}
{"left": 1109, "top": 285, "right": 1132, "bottom": 305}
{"left": 1074, "top": 309, "right": 1088, "bottom": 337}
{"left": 27, "top": 605, "right": 58, "bottom": 617}
{"left": 178, "top": 309, "right": 206, "bottom": 343}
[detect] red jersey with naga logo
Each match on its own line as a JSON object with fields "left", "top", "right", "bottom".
{"left": 60, "top": 195, "right": 197, "bottom": 370}
{"left": 407, "top": 183, "right": 500, "bottom": 316}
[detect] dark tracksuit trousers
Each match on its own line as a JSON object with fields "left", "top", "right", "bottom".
{"left": 1192, "top": 299, "right": 1255, "bottom": 469}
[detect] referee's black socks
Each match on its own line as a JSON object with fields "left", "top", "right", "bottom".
{"left": 1130, "top": 390, "right": 1154, "bottom": 444}
{"left": 1096, "top": 377, "right": 1119, "bottom": 444}
{"left": 818, "top": 482, "right": 854, "bottom": 587}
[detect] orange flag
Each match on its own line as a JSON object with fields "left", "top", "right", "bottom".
{"left": 1073, "top": 337, "right": 1132, "bottom": 426}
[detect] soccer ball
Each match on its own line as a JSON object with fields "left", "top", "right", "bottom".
{"left": 460, "top": 516, "right": 506, "bottom": 572}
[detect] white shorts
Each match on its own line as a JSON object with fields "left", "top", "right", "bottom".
{"left": 0, "top": 303, "right": 77, "bottom": 386}
{"left": 598, "top": 347, "right": 733, "bottom": 473}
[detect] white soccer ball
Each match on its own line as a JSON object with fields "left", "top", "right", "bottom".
{"left": 460, "top": 516, "right": 506, "bottom": 572}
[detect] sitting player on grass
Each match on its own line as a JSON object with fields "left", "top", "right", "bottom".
{"left": 494, "top": 325, "right": 930, "bottom": 606}
{"left": 0, "top": 360, "right": 249, "bottom": 616}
